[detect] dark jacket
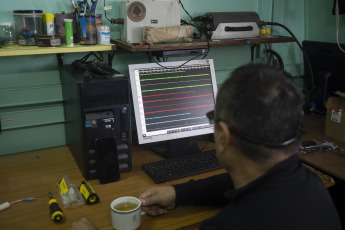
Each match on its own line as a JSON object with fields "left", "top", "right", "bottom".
{"left": 174, "top": 154, "right": 342, "bottom": 230}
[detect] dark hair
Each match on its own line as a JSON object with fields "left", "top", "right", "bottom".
{"left": 215, "top": 64, "right": 303, "bottom": 161}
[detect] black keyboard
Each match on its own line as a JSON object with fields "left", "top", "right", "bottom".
{"left": 142, "top": 149, "right": 222, "bottom": 183}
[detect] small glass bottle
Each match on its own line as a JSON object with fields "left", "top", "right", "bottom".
{"left": 0, "top": 22, "right": 17, "bottom": 46}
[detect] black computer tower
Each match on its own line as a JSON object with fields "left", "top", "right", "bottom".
{"left": 60, "top": 65, "right": 132, "bottom": 181}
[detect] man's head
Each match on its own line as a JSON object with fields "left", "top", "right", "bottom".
{"left": 214, "top": 64, "right": 303, "bottom": 162}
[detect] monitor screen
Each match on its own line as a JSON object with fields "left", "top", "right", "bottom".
{"left": 303, "top": 40, "right": 345, "bottom": 100}
{"left": 129, "top": 59, "right": 218, "bottom": 146}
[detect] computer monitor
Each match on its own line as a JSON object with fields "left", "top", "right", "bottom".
{"left": 129, "top": 59, "right": 218, "bottom": 158}
{"left": 302, "top": 40, "right": 345, "bottom": 114}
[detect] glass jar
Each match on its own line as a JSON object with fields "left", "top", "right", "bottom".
{"left": 13, "top": 10, "right": 43, "bottom": 46}
{"left": 78, "top": 16, "right": 97, "bottom": 45}
{"left": 0, "top": 22, "right": 16, "bottom": 46}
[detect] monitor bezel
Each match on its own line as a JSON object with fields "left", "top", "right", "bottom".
{"left": 129, "top": 59, "right": 218, "bottom": 144}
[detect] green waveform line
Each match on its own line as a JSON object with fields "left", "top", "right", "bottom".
{"left": 142, "top": 84, "right": 212, "bottom": 93}
{"left": 140, "top": 71, "right": 185, "bottom": 76}
{"left": 146, "top": 116, "right": 206, "bottom": 126}
{"left": 140, "top": 74, "right": 209, "bottom": 82}
{"left": 142, "top": 79, "right": 210, "bottom": 87}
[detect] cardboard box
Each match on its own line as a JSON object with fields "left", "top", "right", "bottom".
{"left": 325, "top": 91, "right": 345, "bottom": 142}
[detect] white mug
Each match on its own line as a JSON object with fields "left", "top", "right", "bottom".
{"left": 110, "top": 196, "right": 142, "bottom": 230}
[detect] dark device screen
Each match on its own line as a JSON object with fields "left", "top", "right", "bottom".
{"left": 95, "top": 137, "right": 120, "bottom": 184}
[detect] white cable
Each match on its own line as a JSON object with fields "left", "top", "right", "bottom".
{"left": 0, "top": 198, "right": 36, "bottom": 212}
{"left": 0, "top": 202, "right": 10, "bottom": 211}
{"left": 336, "top": 0, "right": 345, "bottom": 53}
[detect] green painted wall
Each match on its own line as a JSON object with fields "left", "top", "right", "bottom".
{"left": 305, "top": 0, "right": 345, "bottom": 43}
{"left": 0, "top": 0, "right": 343, "bottom": 155}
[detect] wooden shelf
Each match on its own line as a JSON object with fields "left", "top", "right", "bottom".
{"left": 112, "top": 36, "right": 296, "bottom": 52}
{"left": 0, "top": 44, "right": 116, "bottom": 57}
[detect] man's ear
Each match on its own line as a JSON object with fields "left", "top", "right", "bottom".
{"left": 217, "top": 121, "right": 231, "bottom": 153}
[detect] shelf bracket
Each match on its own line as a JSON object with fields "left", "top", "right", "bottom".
{"left": 250, "top": 44, "right": 257, "bottom": 63}
{"left": 57, "top": 53, "right": 64, "bottom": 67}
{"left": 108, "top": 51, "right": 115, "bottom": 67}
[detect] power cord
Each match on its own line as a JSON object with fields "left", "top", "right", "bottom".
{"left": 144, "top": 0, "right": 211, "bottom": 68}
{"left": 104, "top": 0, "right": 111, "bottom": 23}
{"left": 335, "top": 0, "right": 345, "bottom": 53}
{"left": 260, "top": 20, "right": 316, "bottom": 112}
{"left": 146, "top": 42, "right": 208, "bottom": 69}
{"left": 179, "top": 0, "right": 204, "bottom": 39}
{"left": 72, "top": 52, "right": 103, "bottom": 69}
{"left": 72, "top": 52, "right": 118, "bottom": 78}
{"left": 266, "top": 48, "right": 284, "bottom": 70}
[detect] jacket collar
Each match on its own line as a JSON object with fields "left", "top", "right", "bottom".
{"left": 224, "top": 154, "right": 300, "bottom": 201}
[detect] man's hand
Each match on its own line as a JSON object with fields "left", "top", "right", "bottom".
{"left": 139, "top": 186, "right": 176, "bottom": 216}
{"left": 70, "top": 217, "right": 98, "bottom": 230}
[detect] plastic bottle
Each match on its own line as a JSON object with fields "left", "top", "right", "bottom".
{"left": 64, "top": 19, "right": 74, "bottom": 46}
{"left": 97, "top": 25, "right": 110, "bottom": 45}
{"left": 43, "top": 13, "right": 55, "bottom": 35}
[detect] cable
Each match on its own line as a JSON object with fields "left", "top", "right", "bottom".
{"left": 179, "top": 0, "right": 203, "bottom": 39}
{"left": 261, "top": 20, "right": 316, "bottom": 110}
{"left": 335, "top": 0, "right": 345, "bottom": 53}
{"left": 266, "top": 48, "right": 284, "bottom": 70}
{"left": 104, "top": 0, "right": 111, "bottom": 22}
{"left": 143, "top": 1, "right": 210, "bottom": 67}
{"left": 72, "top": 52, "right": 103, "bottom": 69}
{"left": 0, "top": 197, "right": 36, "bottom": 212}
{"left": 179, "top": 0, "right": 193, "bottom": 23}
{"left": 146, "top": 43, "right": 206, "bottom": 69}
{"left": 202, "top": 40, "right": 211, "bottom": 59}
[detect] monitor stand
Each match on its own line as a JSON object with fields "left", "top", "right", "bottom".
{"left": 313, "top": 72, "right": 331, "bottom": 116}
{"left": 150, "top": 138, "right": 202, "bottom": 159}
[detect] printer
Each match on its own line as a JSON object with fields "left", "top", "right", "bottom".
{"left": 194, "top": 12, "right": 261, "bottom": 40}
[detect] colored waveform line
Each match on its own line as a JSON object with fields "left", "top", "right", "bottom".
{"left": 146, "top": 116, "right": 207, "bottom": 126}
{"left": 146, "top": 121, "right": 208, "bottom": 132}
{"left": 144, "top": 99, "right": 214, "bottom": 109}
{"left": 140, "top": 70, "right": 185, "bottom": 76}
{"left": 139, "top": 74, "right": 209, "bottom": 82}
{"left": 143, "top": 94, "right": 213, "bottom": 104}
{"left": 144, "top": 104, "right": 214, "bottom": 115}
{"left": 141, "top": 78, "right": 210, "bottom": 87}
{"left": 141, "top": 84, "right": 212, "bottom": 93}
{"left": 142, "top": 91, "right": 195, "bottom": 98}
{"left": 145, "top": 113, "right": 191, "bottom": 120}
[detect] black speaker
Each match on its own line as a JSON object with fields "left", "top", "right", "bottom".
{"left": 333, "top": 0, "right": 345, "bottom": 15}
{"left": 60, "top": 65, "right": 132, "bottom": 181}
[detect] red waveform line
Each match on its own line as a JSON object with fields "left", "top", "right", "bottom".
{"left": 142, "top": 91, "right": 196, "bottom": 98}
{"left": 143, "top": 94, "right": 213, "bottom": 104}
{"left": 144, "top": 99, "right": 214, "bottom": 109}
{"left": 144, "top": 104, "right": 214, "bottom": 114}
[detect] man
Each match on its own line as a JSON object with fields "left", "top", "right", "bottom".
{"left": 71, "top": 64, "right": 342, "bottom": 230}
{"left": 138, "top": 64, "right": 342, "bottom": 229}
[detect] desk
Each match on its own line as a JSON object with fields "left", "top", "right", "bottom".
{"left": 300, "top": 114, "right": 345, "bottom": 182}
{"left": 1, "top": 115, "right": 344, "bottom": 230}
{"left": 0, "top": 143, "right": 225, "bottom": 230}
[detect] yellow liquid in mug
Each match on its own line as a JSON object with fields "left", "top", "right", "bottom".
{"left": 114, "top": 202, "right": 138, "bottom": 211}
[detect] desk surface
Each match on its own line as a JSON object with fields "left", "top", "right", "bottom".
{"left": 0, "top": 142, "right": 225, "bottom": 230}
{"left": 300, "top": 114, "right": 345, "bottom": 181}
{"left": 1, "top": 114, "right": 344, "bottom": 230}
